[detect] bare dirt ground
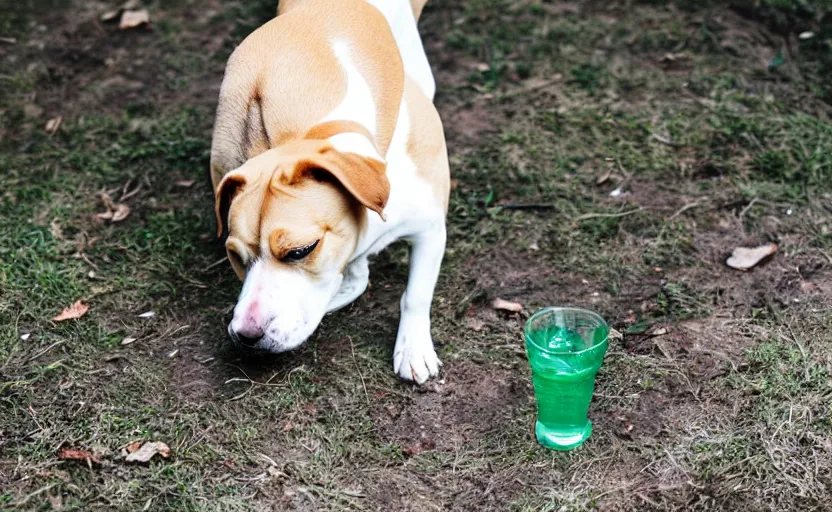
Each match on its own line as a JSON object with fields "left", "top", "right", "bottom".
{"left": 1, "top": 0, "right": 831, "bottom": 510}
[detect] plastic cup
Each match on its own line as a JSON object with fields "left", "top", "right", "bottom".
{"left": 524, "top": 307, "right": 609, "bottom": 450}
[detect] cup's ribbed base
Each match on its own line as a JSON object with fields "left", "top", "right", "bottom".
{"left": 535, "top": 420, "right": 592, "bottom": 451}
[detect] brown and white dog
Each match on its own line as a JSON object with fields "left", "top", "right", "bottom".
{"left": 210, "top": 0, "right": 449, "bottom": 383}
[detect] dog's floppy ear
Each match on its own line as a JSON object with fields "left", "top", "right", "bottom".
{"left": 215, "top": 161, "right": 270, "bottom": 238}
{"left": 298, "top": 148, "right": 390, "bottom": 220}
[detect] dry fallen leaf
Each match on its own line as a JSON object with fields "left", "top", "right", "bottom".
{"left": 53, "top": 300, "right": 89, "bottom": 322}
{"left": 175, "top": 179, "right": 195, "bottom": 188}
{"left": 20, "top": 333, "right": 31, "bottom": 341}
{"left": 138, "top": 311, "right": 155, "bottom": 318}
{"left": 126, "top": 441, "right": 142, "bottom": 453}
{"left": 119, "top": 9, "right": 149, "bottom": 29}
{"left": 726, "top": 242, "right": 778, "bottom": 271}
{"left": 96, "top": 192, "right": 131, "bottom": 223}
{"left": 800, "top": 281, "right": 818, "bottom": 293}
{"left": 45, "top": 116, "right": 62, "bottom": 134}
{"left": 111, "top": 203, "right": 131, "bottom": 222}
{"left": 491, "top": 298, "right": 523, "bottom": 313}
{"left": 125, "top": 441, "right": 170, "bottom": 463}
{"left": 58, "top": 448, "right": 101, "bottom": 464}
{"left": 402, "top": 443, "right": 423, "bottom": 456}
{"left": 100, "top": 9, "right": 121, "bottom": 22}
{"left": 121, "top": 337, "right": 137, "bottom": 346}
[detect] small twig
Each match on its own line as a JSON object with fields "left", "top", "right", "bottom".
{"left": 81, "top": 253, "right": 99, "bottom": 271}
{"left": 0, "top": 36, "right": 17, "bottom": 44}
{"left": 785, "top": 324, "right": 810, "bottom": 382}
{"left": 203, "top": 257, "right": 228, "bottom": 272}
{"left": 26, "top": 340, "right": 65, "bottom": 363}
{"left": 349, "top": 337, "right": 370, "bottom": 405}
{"left": 500, "top": 203, "right": 554, "bottom": 210}
{"left": 668, "top": 202, "right": 701, "bottom": 221}
{"left": 120, "top": 183, "right": 143, "bottom": 202}
{"left": 739, "top": 197, "right": 760, "bottom": 222}
{"left": 13, "top": 483, "right": 58, "bottom": 507}
{"left": 573, "top": 207, "right": 644, "bottom": 222}
{"left": 145, "top": 324, "right": 190, "bottom": 345}
{"left": 594, "top": 483, "right": 635, "bottom": 501}
{"left": 650, "top": 133, "right": 676, "bottom": 146}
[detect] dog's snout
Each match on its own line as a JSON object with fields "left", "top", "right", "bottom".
{"left": 236, "top": 332, "right": 262, "bottom": 348}
{"left": 229, "top": 319, "right": 265, "bottom": 348}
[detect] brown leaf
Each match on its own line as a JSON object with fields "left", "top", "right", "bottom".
{"left": 100, "top": 9, "right": 121, "bottom": 22}
{"left": 124, "top": 441, "right": 170, "bottom": 463}
{"left": 491, "top": 298, "right": 523, "bottom": 313}
{"left": 119, "top": 9, "right": 149, "bottom": 29}
{"left": 420, "top": 435, "right": 436, "bottom": 451}
{"left": 282, "top": 423, "right": 294, "bottom": 432}
{"left": 45, "top": 116, "right": 62, "bottom": 135}
{"left": 649, "top": 327, "right": 669, "bottom": 336}
{"left": 175, "top": 180, "right": 195, "bottom": 188}
{"left": 800, "top": 281, "right": 818, "bottom": 293}
{"left": 402, "top": 443, "right": 422, "bottom": 456}
{"left": 58, "top": 448, "right": 101, "bottom": 464}
{"left": 111, "top": 203, "right": 131, "bottom": 222}
{"left": 96, "top": 193, "right": 131, "bottom": 223}
{"left": 726, "top": 242, "right": 778, "bottom": 271}
{"left": 53, "top": 300, "right": 89, "bottom": 322}
{"left": 126, "top": 441, "right": 142, "bottom": 453}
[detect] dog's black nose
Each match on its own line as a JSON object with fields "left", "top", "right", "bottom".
{"left": 236, "top": 333, "right": 262, "bottom": 348}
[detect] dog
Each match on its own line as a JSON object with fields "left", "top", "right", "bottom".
{"left": 210, "top": 0, "right": 449, "bottom": 384}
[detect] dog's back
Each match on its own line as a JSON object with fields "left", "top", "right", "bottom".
{"left": 211, "top": 0, "right": 410, "bottom": 187}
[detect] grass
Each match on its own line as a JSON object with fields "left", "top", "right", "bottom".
{"left": 1, "top": 0, "right": 832, "bottom": 509}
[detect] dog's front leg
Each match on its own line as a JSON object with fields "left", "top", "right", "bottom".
{"left": 393, "top": 223, "right": 445, "bottom": 384}
{"left": 326, "top": 257, "right": 370, "bottom": 313}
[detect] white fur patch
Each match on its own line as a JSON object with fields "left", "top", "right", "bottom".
{"left": 364, "top": 0, "right": 436, "bottom": 100}
{"left": 321, "top": 40, "right": 378, "bottom": 137}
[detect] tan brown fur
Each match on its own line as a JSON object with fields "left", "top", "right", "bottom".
{"left": 304, "top": 120, "right": 376, "bottom": 143}
{"left": 410, "top": 0, "right": 429, "bottom": 21}
{"left": 211, "top": 0, "right": 404, "bottom": 190}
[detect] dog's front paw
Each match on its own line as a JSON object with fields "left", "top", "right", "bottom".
{"left": 393, "top": 328, "right": 441, "bottom": 385}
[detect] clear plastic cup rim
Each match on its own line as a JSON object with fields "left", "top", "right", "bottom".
{"left": 524, "top": 306, "right": 610, "bottom": 356}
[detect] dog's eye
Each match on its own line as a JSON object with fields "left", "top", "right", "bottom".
{"left": 283, "top": 240, "right": 319, "bottom": 261}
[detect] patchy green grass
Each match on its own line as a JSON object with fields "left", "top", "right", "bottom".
{"left": 1, "top": 0, "right": 831, "bottom": 510}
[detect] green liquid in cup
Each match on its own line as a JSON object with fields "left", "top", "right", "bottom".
{"left": 525, "top": 309, "right": 609, "bottom": 451}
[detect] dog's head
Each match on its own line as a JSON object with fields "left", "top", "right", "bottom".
{"left": 215, "top": 139, "right": 388, "bottom": 352}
